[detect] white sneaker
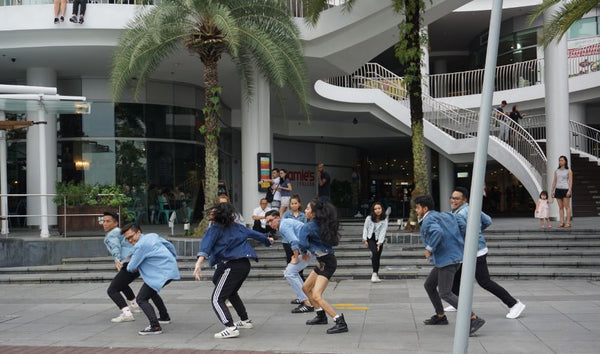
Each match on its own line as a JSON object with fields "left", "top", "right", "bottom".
{"left": 444, "top": 305, "right": 457, "bottom": 312}
{"left": 506, "top": 301, "right": 526, "bottom": 319}
{"left": 371, "top": 273, "right": 381, "bottom": 283}
{"left": 214, "top": 326, "right": 239, "bottom": 339}
{"left": 234, "top": 319, "right": 253, "bottom": 329}
{"left": 129, "top": 304, "right": 141, "bottom": 313}
{"left": 111, "top": 313, "right": 134, "bottom": 323}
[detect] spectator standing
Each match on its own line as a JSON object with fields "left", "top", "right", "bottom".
{"left": 278, "top": 169, "right": 293, "bottom": 215}
{"left": 535, "top": 190, "right": 554, "bottom": 229}
{"left": 317, "top": 163, "right": 331, "bottom": 202}
{"left": 496, "top": 100, "right": 509, "bottom": 142}
{"left": 551, "top": 155, "right": 574, "bottom": 228}
{"left": 283, "top": 195, "right": 307, "bottom": 286}
{"left": 361, "top": 202, "right": 388, "bottom": 283}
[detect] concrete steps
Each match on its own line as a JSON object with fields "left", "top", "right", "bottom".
{"left": 1, "top": 226, "right": 599, "bottom": 283}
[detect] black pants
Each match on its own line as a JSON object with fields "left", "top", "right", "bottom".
{"left": 283, "top": 242, "right": 304, "bottom": 281}
{"left": 367, "top": 236, "right": 383, "bottom": 273}
{"left": 452, "top": 254, "right": 517, "bottom": 308}
{"left": 212, "top": 258, "right": 251, "bottom": 327}
{"left": 107, "top": 263, "right": 140, "bottom": 309}
{"left": 137, "top": 280, "right": 171, "bottom": 327}
{"left": 72, "top": 0, "right": 86, "bottom": 16}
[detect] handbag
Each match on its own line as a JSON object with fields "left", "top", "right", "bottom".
{"left": 265, "top": 185, "right": 274, "bottom": 203}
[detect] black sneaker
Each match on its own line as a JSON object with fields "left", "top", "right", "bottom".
{"left": 69, "top": 16, "right": 77, "bottom": 23}
{"left": 158, "top": 316, "right": 171, "bottom": 324}
{"left": 291, "top": 304, "right": 314, "bottom": 314}
{"left": 290, "top": 298, "right": 302, "bottom": 304}
{"left": 423, "top": 314, "right": 448, "bottom": 325}
{"left": 138, "top": 325, "right": 162, "bottom": 335}
{"left": 326, "top": 314, "right": 348, "bottom": 334}
{"left": 60, "top": 16, "right": 64, "bottom": 22}
{"left": 79, "top": 18, "right": 84, "bottom": 24}
{"left": 54, "top": 18, "right": 59, "bottom": 24}
{"left": 306, "top": 310, "right": 328, "bottom": 325}
{"left": 469, "top": 316, "right": 485, "bottom": 336}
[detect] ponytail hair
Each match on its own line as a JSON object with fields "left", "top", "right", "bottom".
{"left": 308, "top": 198, "right": 340, "bottom": 246}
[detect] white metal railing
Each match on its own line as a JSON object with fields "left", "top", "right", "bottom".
{"left": 326, "top": 62, "right": 547, "bottom": 181}
{"left": 521, "top": 114, "right": 600, "bottom": 161}
{"left": 429, "top": 52, "right": 600, "bottom": 98}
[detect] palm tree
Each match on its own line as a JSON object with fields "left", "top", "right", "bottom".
{"left": 530, "top": 0, "right": 600, "bottom": 47}
{"left": 110, "top": 0, "right": 308, "bottom": 232}
{"left": 304, "top": 0, "right": 429, "bottom": 228}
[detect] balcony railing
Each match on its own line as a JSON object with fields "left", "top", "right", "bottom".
{"left": 429, "top": 51, "right": 600, "bottom": 98}
{"left": 326, "top": 62, "right": 547, "bottom": 183}
{"left": 521, "top": 114, "right": 600, "bottom": 161}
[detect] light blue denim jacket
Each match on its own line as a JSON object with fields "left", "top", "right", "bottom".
{"left": 103, "top": 227, "right": 133, "bottom": 262}
{"left": 451, "top": 203, "right": 492, "bottom": 253}
{"left": 127, "top": 233, "right": 180, "bottom": 292}
{"left": 278, "top": 218, "right": 304, "bottom": 251}
{"left": 419, "top": 210, "right": 466, "bottom": 268}
{"left": 297, "top": 220, "right": 335, "bottom": 256}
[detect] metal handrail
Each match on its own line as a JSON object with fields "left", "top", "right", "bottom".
{"left": 428, "top": 51, "right": 600, "bottom": 98}
{"left": 325, "top": 62, "right": 547, "bottom": 183}
{"left": 521, "top": 115, "right": 600, "bottom": 161}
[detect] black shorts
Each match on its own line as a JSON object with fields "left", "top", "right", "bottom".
{"left": 314, "top": 253, "right": 337, "bottom": 280}
{"left": 554, "top": 188, "right": 569, "bottom": 199}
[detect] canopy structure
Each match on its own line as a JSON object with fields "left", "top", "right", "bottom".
{"left": 0, "top": 87, "right": 91, "bottom": 237}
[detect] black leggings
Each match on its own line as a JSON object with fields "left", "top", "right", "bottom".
{"left": 137, "top": 280, "right": 171, "bottom": 327}
{"left": 72, "top": 0, "right": 87, "bottom": 16}
{"left": 452, "top": 254, "right": 517, "bottom": 308}
{"left": 367, "top": 236, "right": 383, "bottom": 273}
{"left": 107, "top": 263, "right": 140, "bottom": 309}
{"left": 211, "top": 258, "right": 251, "bottom": 327}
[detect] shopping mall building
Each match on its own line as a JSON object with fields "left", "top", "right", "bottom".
{"left": 0, "top": 0, "right": 598, "bottom": 233}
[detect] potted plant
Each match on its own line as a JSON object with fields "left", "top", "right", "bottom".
{"left": 54, "top": 182, "right": 133, "bottom": 234}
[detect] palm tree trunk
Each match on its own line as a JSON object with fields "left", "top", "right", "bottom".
{"left": 196, "top": 60, "right": 219, "bottom": 235}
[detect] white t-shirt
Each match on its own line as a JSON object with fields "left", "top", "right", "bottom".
{"left": 272, "top": 176, "right": 281, "bottom": 201}
{"left": 253, "top": 206, "right": 272, "bottom": 228}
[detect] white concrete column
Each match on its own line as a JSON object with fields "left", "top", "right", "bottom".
{"left": 0, "top": 111, "right": 8, "bottom": 235}
{"left": 569, "top": 103, "right": 586, "bottom": 124}
{"left": 438, "top": 154, "right": 454, "bottom": 212}
{"left": 543, "top": 3, "right": 570, "bottom": 219}
{"left": 426, "top": 146, "right": 432, "bottom": 195}
{"left": 26, "top": 67, "right": 58, "bottom": 233}
{"left": 241, "top": 70, "right": 271, "bottom": 221}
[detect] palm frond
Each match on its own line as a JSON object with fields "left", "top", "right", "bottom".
{"left": 302, "top": 0, "right": 356, "bottom": 26}
{"left": 530, "top": 0, "right": 600, "bottom": 47}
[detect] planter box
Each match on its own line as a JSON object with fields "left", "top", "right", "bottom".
{"left": 57, "top": 206, "right": 118, "bottom": 234}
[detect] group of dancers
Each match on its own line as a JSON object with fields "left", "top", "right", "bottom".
{"left": 102, "top": 187, "right": 525, "bottom": 338}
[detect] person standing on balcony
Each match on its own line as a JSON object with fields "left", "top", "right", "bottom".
{"left": 446, "top": 187, "right": 526, "bottom": 319}
{"left": 551, "top": 155, "right": 573, "bottom": 228}
{"left": 69, "top": 0, "right": 87, "bottom": 24}
{"left": 53, "top": 0, "right": 67, "bottom": 24}
{"left": 496, "top": 100, "right": 509, "bottom": 142}
{"left": 103, "top": 211, "right": 142, "bottom": 324}
{"left": 362, "top": 202, "right": 388, "bottom": 283}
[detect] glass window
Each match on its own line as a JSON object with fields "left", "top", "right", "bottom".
{"left": 498, "top": 34, "right": 515, "bottom": 56}
{"left": 568, "top": 17, "right": 598, "bottom": 39}
{"left": 515, "top": 29, "right": 537, "bottom": 49}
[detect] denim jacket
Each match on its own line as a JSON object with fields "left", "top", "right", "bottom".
{"left": 419, "top": 210, "right": 465, "bottom": 268}
{"left": 103, "top": 227, "right": 133, "bottom": 262}
{"left": 362, "top": 216, "right": 388, "bottom": 244}
{"left": 278, "top": 218, "right": 304, "bottom": 251}
{"left": 297, "top": 220, "right": 335, "bottom": 256}
{"left": 451, "top": 203, "right": 492, "bottom": 254}
{"left": 127, "top": 233, "right": 180, "bottom": 292}
{"left": 197, "top": 222, "right": 271, "bottom": 267}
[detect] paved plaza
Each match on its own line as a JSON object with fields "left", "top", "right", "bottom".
{"left": 0, "top": 277, "right": 599, "bottom": 353}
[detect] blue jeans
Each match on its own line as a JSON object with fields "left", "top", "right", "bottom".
{"left": 284, "top": 255, "right": 313, "bottom": 302}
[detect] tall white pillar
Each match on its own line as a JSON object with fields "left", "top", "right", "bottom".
{"left": 543, "top": 3, "right": 570, "bottom": 219}
{"left": 241, "top": 70, "right": 271, "bottom": 221}
{"left": 426, "top": 146, "right": 432, "bottom": 195}
{"left": 26, "top": 68, "right": 58, "bottom": 233}
{"left": 438, "top": 154, "right": 454, "bottom": 212}
{"left": 0, "top": 111, "right": 8, "bottom": 235}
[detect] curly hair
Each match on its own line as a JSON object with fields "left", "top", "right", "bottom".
{"left": 210, "top": 202, "right": 236, "bottom": 227}
{"left": 308, "top": 198, "right": 340, "bottom": 246}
